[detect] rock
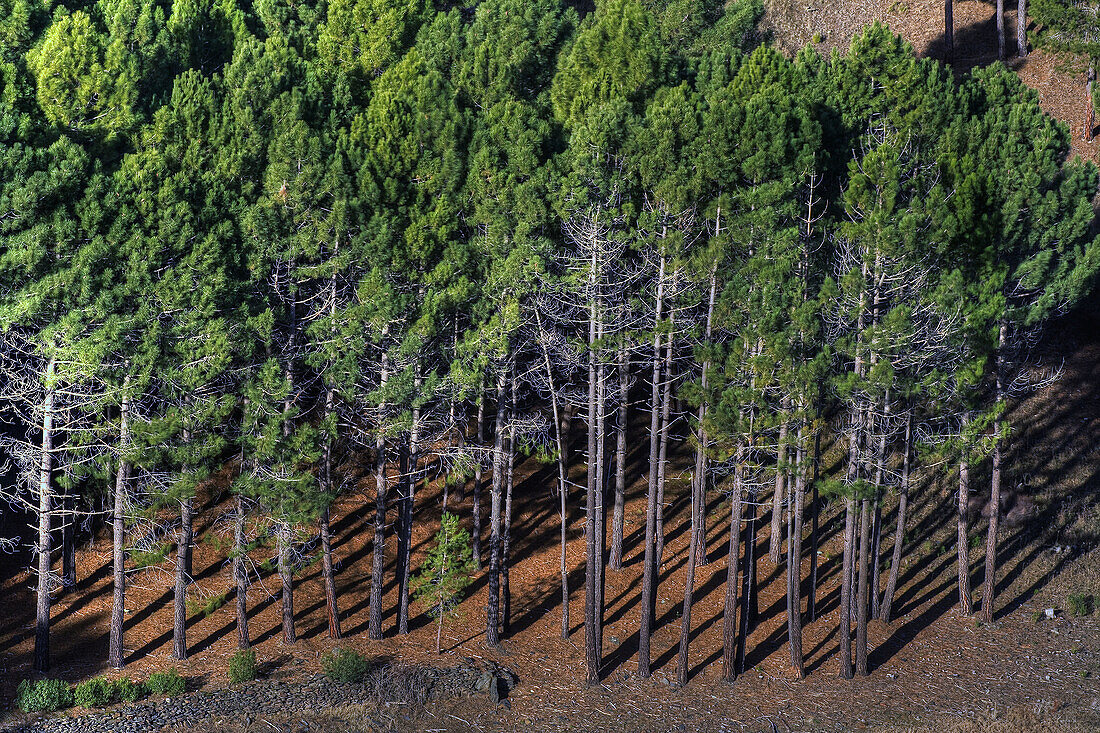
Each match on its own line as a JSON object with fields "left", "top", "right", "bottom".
{"left": 1044, "top": 607, "right": 1056, "bottom": 619}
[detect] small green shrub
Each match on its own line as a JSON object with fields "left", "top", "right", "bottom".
{"left": 228, "top": 648, "right": 258, "bottom": 684}
{"left": 116, "top": 677, "right": 143, "bottom": 703}
{"left": 1067, "top": 592, "right": 1093, "bottom": 617}
{"left": 811, "top": 31, "right": 824, "bottom": 44}
{"left": 187, "top": 589, "right": 231, "bottom": 619}
{"left": 145, "top": 669, "right": 186, "bottom": 697}
{"left": 322, "top": 648, "right": 372, "bottom": 683}
{"left": 15, "top": 678, "right": 73, "bottom": 713}
{"left": 74, "top": 676, "right": 116, "bottom": 708}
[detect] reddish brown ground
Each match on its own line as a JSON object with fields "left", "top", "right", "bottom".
{"left": 2, "top": 9, "right": 1100, "bottom": 731}
{"left": 763, "top": 0, "right": 1100, "bottom": 165}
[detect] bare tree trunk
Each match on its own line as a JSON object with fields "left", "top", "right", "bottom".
{"left": 736, "top": 484, "right": 757, "bottom": 674}
{"left": 870, "top": 397, "right": 890, "bottom": 620}
{"left": 320, "top": 507, "right": 340, "bottom": 639}
{"left": 638, "top": 253, "right": 666, "bottom": 679}
{"left": 996, "top": 0, "right": 1005, "bottom": 60}
{"left": 1085, "top": 64, "right": 1096, "bottom": 142}
{"left": 487, "top": 372, "right": 507, "bottom": 647}
{"left": 957, "top": 413, "right": 973, "bottom": 616}
{"left": 655, "top": 323, "right": 675, "bottom": 570}
{"left": 534, "top": 309, "right": 571, "bottom": 639}
{"left": 472, "top": 380, "right": 485, "bottom": 569}
{"left": 944, "top": 0, "right": 953, "bottom": 62}
{"left": 34, "top": 358, "right": 56, "bottom": 673}
{"left": 855, "top": 498, "right": 871, "bottom": 676}
{"left": 880, "top": 414, "right": 911, "bottom": 624}
{"left": 838, "top": 497, "right": 856, "bottom": 679}
{"left": 610, "top": 345, "right": 628, "bottom": 571}
{"left": 62, "top": 493, "right": 75, "bottom": 591}
{"left": 502, "top": 374, "right": 517, "bottom": 635}
{"left": 982, "top": 322, "right": 1007, "bottom": 623}
{"left": 397, "top": 373, "right": 422, "bottom": 636}
{"left": 593, "top": 322, "right": 607, "bottom": 659}
{"left": 279, "top": 523, "right": 295, "bottom": 643}
{"left": 321, "top": 264, "right": 341, "bottom": 640}
{"left": 808, "top": 430, "right": 821, "bottom": 622}
{"left": 769, "top": 415, "right": 789, "bottom": 565}
{"left": 722, "top": 457, "right": 743, "bottom": 683}
{"left": 235, "top": 493, "right": 250, "bottom": 649}
{"left": 787, "top": 427, "right": 806, "bottom": 678}
{"left": 676, "top": 444, "right": 702, "bottom": 687}
{"left": 584, "top": 272, "right": 600, "bottom": 685}
{"left": 368, "top": 346, "right": 390, "bottom": 641}
{"left": 173, "top": 495, "right": 193, "bottom": 660}
{"left": 1017, "top": 0, "right": 1027, "bottom": 57}
{"left": 109, "top": 382, "right": 131, "bottom": 669}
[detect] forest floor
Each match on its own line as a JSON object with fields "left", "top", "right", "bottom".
{"left": 2, "top": 7, "right": 1100, "bottom": 731}
{"left": 762, "top": 0, "right": 1100, "bottom": 165}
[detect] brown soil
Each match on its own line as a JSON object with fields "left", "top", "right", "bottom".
{"left": 2, "top": 12, "right": 1100, "bottom": 729}
{"left": 762, "top": 0, "right": 1100, "bottom": 165}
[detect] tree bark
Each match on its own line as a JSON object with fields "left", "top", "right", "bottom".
{"left": 34, "top": 357, "right": 56, "bottom": 673}
{"left": 944, "top": 0, "right": 953, "bottom": 62}
{"left": 957, "top": 413, "right": 973, "bottom": 616}
{"left": 838, "top": 497, "right": 856, "bottom": 679}
{"left": 610, "top": 345, "right": 628, "bottom": 571}
{"left": 62, "top": 492, "right": 75, "bottom": 591}
{"left": 808, "top": 429, "right": 821, "bottom": 622}
{"left": 982, "top": 321, "right": 1007, "bottom": 623}
{"left": 787, "top": 427, "right": 806, "bottom": 678}
{"left": 584, "top": 262, "right": 600, "bottom": 685}
{"left": 722, "top": 457, "right": 743, "bottom": 683}
{"left": 769, "top": 415, "right": 789, "bottom": 566}
{"left": 676, "top": 439, "right": 702, "bottom": 687}
{"left": 320, "top": 507, "right": 340, "bottom": 639}
{"left": 1017, "top": 0, "right": 1027, "bottom": 58}
{"left": 996, "top": 0, "right": 1005, "bottom": 60}
{"left": 880, "top": 414, "right": 911, "bottom": 624}
{"left": 502, "top": 373, "right": 517, "bottom": 635}
{"left": 278, "top": 523, "right": 295, "bottom": 644}
{"left": 173, "top": 495, "right": 193, "bottom": 660}
{"left": 368, "top": 345, "right": 390, "bottom": 641}
{"left": 472, "top": 380, "right": 485, "bottom": 570}
{"left": 397, "top": 371, "right": 422, "bottom": 636}
{"left": 638, "top": 253, "right": 665, "bottom": 678}
{"left": 654, "top": 322, "right": 675, "bottom": 570}
{"left": 855, "top": 498, "right": 871, "bottom": 676}
{"left": 109, "top": 381, "right": 131, "bottom": 669}
{"left": 736, "top": 484, "right": 757, "bottom": 674}
{"left": 235, "top": 493, "right": 250, "bottom": 649}
{"left": 1085, "top": 64, "right": 1096, "bottom": 142}
{"left": 487, "top": 371, "right": 507, "bottom": 647}
{"left": 320, "top": 263, "right": 341, "bottom": 639}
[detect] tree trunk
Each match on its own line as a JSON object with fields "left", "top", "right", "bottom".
{"left": 235, "top": 493, "right": 250, "bottom": 649}
{"left": 1085, "top": 64, "right": 1096, "bottom": 142}
{"left": 638, "top": 253, "right": 666, "bottom": 679}
{"left": 610, "top": 345, "right": 628, "bottom": 571}
{"left": 880, "top": 414, "right": 911, "bottom": 624}
{"left": 109, "top": 382, "right": 131, "bottom": 669}
{"left": 736, "top": 484, "right": 757, "bottom": 674}
{"left": 397, "top": 375, "right": 422, "bottom": 636}
{"left": 676, "top": 446, "right": 701, "bottom": 687}
{"left": 472, "top": 381, "right": 485, "bottom": 570}
{"left": 487, "top": 372, "right": 507, "bottom": 647}
{"left": 62, "top": 493, "right": 75, "bottom": 591}
{"left": 838, "top": 497, "right": 856, "bottom": 679}
{"left": 1017, "top": 0, "right": 1026, "bottom": 57}
{"left": 655, "top": 322, "right": 675, "bottom": 570}
{"left": 808, "top": 429, "right": 821, "bottom": 622}
{"left": 722, "top": 457, "right": 743, "bottom": 683}
{"left": 320, "top": 269, "right": 342, "bottom": 640}
{"left": 869, "top": 397, "right": 890, "bottom": 620}
{"left": 584, "top": 276, "right": 600, "bottom": 685}
{"left": 855, "top": 498, "right": 871, "bottom": 676}
{"left": 787, "top": 428, "right": 806, "bottom": 678}
{"left": 769, "top": 415, "right": 789, "bottom": 566}
{"left": 34, "top": 358, "right": 56, "bottom": 673}
{"left": 982, "top": 321, "right": 1007, "bottom": 623}
{"left": 593, "top": 324, "right": 607, "bottom": 659}
{"left": 369, "top": 344, "right": 390, "bottom": 641}
{"left": 996, "top": 0, "right": 1004, "bottom": 60}
{"left": 502, "top": 374, "right": 517, "bottom": 635}
{"left": 957, "top": 414, "right": 973, "bottom": 616}
{"left": 320, "top": 508, "right": 340, "bottom": 639}
{"left": 944, "top": 0, "right": 953, "bottom": 62}
{"left": 173, "top": 495, "right": 193, "bottom": 660}
{"left": 279, "top": 523, "right": 295, "bottom": 644}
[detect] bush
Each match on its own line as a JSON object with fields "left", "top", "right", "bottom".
{"left": 322, "top": 648, "right": 372, "bottom": 683}
{"left": 145, "top": 669, "right": 186, "bottom": 697}
{"left": 74, "top": 676, "right": 116, "bottom": 708}
{"left": 228, "top": 648, "right": 258, "bottom": 684}
{"left": 116, "top": 677, "right": 143, "bottom": 703}
{"left": 1067, "top": 592, "right": 1094, "bottom": 617}
{"left": 15, "top": 678, "right": 73, "bottom": 713}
